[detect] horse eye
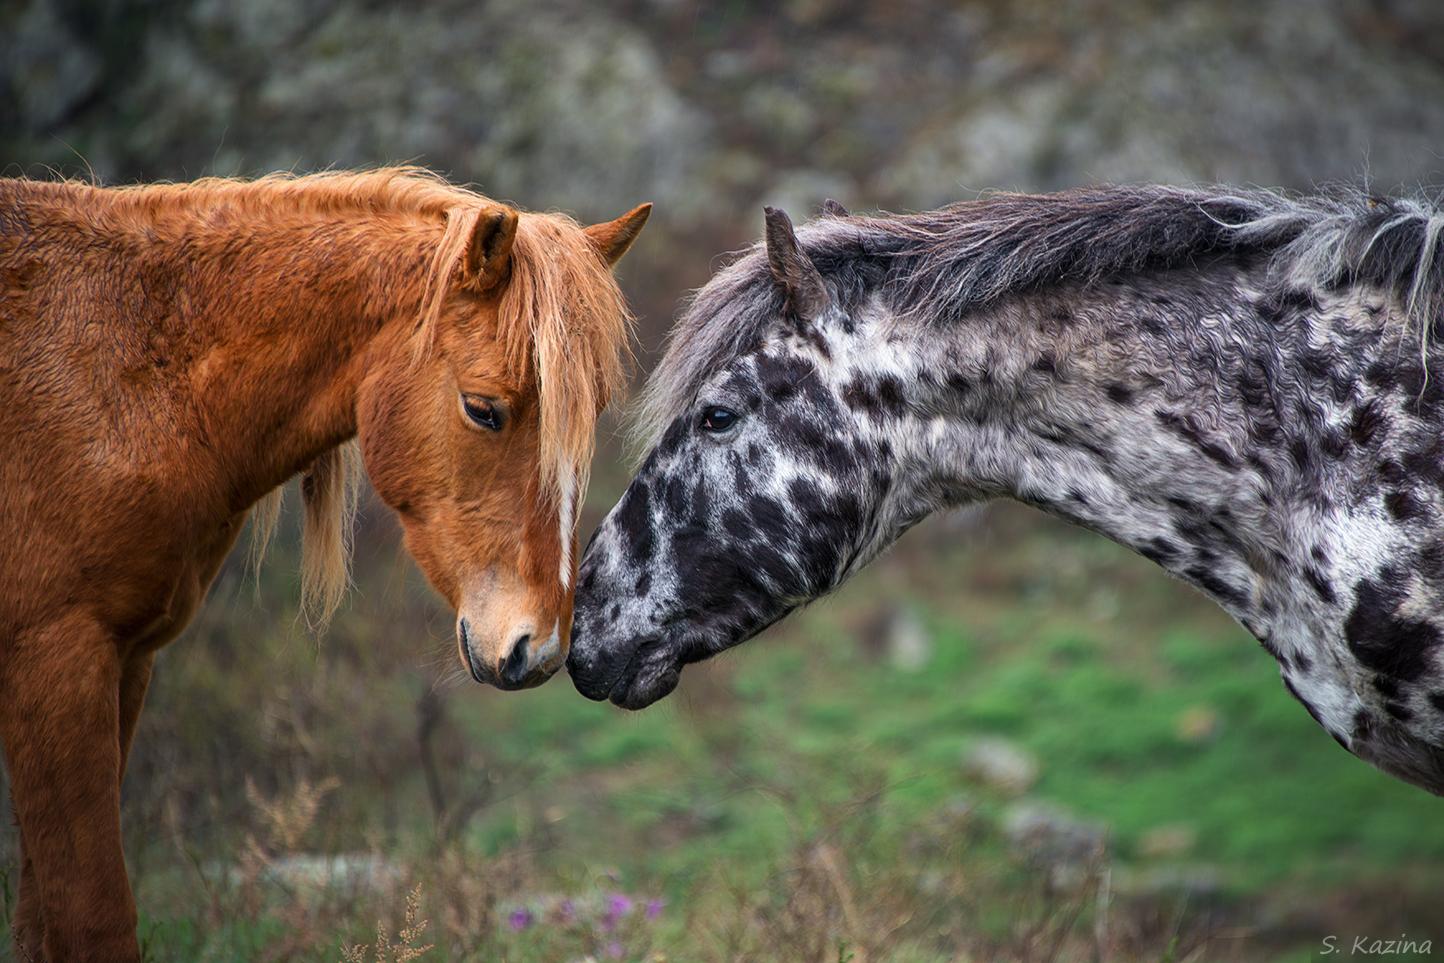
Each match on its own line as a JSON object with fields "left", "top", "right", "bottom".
{"left": 699, "top": 406, "right": 739, "bottom": 433}
{"left": 461, "top": 395, "right": 504, "bottom": 431}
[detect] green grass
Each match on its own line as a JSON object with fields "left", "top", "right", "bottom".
{"left": 455, "top": 569, "right": 1442, "bottom": 896}
{"left": 9, "top": 502, "right": 1440, "bottom": 961}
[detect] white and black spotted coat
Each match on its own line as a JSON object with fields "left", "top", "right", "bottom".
{"left": 568, "top": 185, "right": 1444, "bottom": 796}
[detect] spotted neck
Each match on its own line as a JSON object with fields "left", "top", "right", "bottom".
{"left": 891, "top": 262, "right": 1420, "bottom": 749}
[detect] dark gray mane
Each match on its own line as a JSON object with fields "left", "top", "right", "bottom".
{"left": 637, "top": 184, "right": 1444, "bottom": 444}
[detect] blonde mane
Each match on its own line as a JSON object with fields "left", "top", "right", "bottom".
{"left": 100, "top": 165, "right": 483, "bottom": 222}
{"left": 228, "top": 168, "right": 631, "bottom": 624}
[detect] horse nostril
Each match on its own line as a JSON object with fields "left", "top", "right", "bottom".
{"left": 500, "top": 633, "right": 532, "bottom": 687}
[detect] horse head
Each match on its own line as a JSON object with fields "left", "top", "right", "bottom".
{"left": 360, "top": 199, "right": 649, "bottom": 689}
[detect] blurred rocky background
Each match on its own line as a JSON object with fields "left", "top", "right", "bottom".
{"left": 5, "top": 2, "right": 1444, "bottom": 960}
{"left": 7, "top": 0, "right": 1444, "bottom": 339}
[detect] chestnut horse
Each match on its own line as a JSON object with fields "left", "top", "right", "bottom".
{"left": 0, "top": 168, "right": 649, "bottom": 961}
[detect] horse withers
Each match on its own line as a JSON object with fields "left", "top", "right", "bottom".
{"left": 0, "top": 168, "right": 648, "bottom": 961}
{"left": 569, "top": 185, "right": 1444, "bottom": 798}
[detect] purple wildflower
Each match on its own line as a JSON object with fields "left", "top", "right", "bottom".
{"left": 644, "top": 898, "right": 664, "bottom": 920}
{"left": 601, "top": 892, "right": 632, "bottom": 932}
{"left": 556, "top": 898, "right": 576, "bottom": 923}
{"left": 506, "top": 907, "right": 534, "bottom": 931}
{"left": 605, "top": 941, "right": 625, "bottom": 959}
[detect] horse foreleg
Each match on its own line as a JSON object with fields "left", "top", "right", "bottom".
{"left": 9, "top": 651, "right": 152, "bottom": 962}
{"left": 12, "top": 823, "right": 43, "bottom": 962}
{"left": 0, "top": 619, "right": 138, "bottom": 963}
{"left": 117, "top": 653, "right": 154, "bottom": 778}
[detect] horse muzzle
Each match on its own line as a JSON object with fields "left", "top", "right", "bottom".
{"left": 458, "top": 616, "right": 563, "bottom": 690}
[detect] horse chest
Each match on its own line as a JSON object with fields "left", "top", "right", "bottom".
{"left": 1254, "top": 521, "right": 1444, "bottom": 792}
{"left": 106, "top": 514, "right": 247, "bottom": 653}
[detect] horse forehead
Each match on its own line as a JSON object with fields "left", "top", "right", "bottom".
{"left": 699, "top": 346, "right": 829, "bottom": 412}
{"left": 439, "top": 313, "right": 516, "bottom": 370}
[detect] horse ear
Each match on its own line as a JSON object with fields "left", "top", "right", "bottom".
{"left": 465, "top": 208, "right": 519, "bottom": 290}
{"left": 819, "top": 198, "right": 849, "bottom": 218}
{"left": 585, "top": 203, "right": 652, "bottom": 267}
{"left": 764, "top": 206, "right": 830, "bottom": 321}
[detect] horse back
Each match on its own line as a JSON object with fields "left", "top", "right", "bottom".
{"left": 0, "top": 181, "right": 232, "bottom": 650}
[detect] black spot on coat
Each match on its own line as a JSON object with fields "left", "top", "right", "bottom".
{"left": 1344, "top": 574, "right": 1440, "bottom": 682}
{"left": 1385, "top": 489, "right": 1429, "bottom": 522}
{"left": 613, "top": 482, "right": 654, "bottom": 567}
{"left": 1305, "top": 567, "right": 1337, "bottom": 604}
{"left": 1106, "top": 382, "right": 1134, "bottom": 404}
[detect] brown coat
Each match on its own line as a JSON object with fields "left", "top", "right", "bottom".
{"left": 0, "top": 168, "right": 647, "bottom": 961}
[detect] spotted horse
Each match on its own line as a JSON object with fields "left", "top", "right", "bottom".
{"left": 568, "top": 184, "right": 1444, "bottom": 796}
